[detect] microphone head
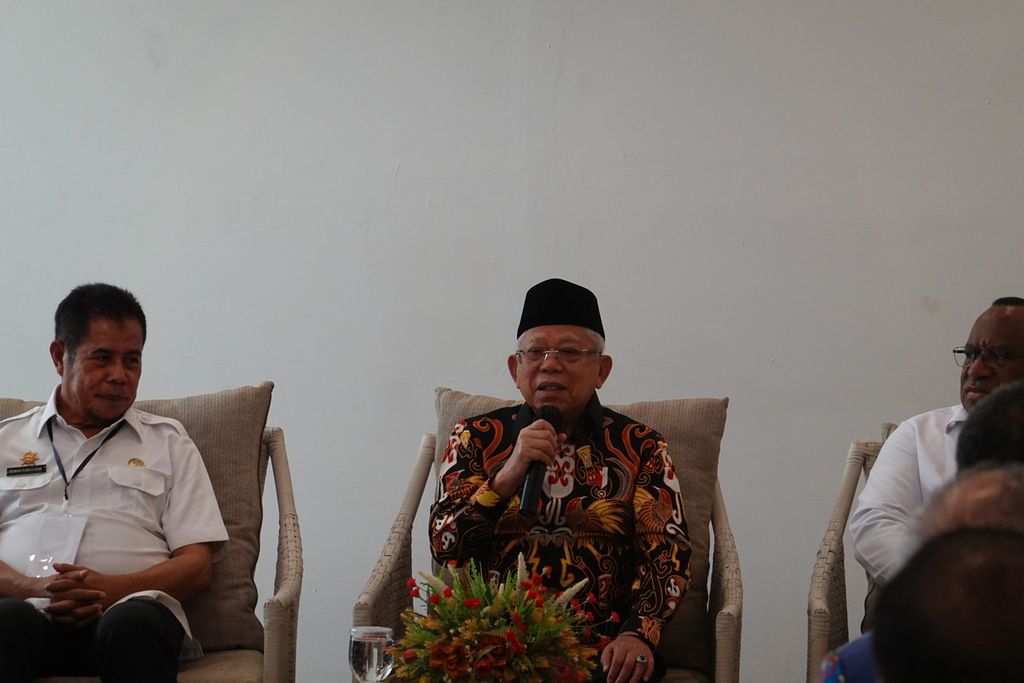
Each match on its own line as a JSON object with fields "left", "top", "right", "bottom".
{"left": 537, "top": 405, "right": 562, "bottom": 432}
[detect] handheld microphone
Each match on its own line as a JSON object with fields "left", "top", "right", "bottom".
{"left": 518, "top": 405, "right": 562, "bottom": 515}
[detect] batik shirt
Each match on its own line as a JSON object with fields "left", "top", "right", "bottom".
{"left": 429, "top": 395, "right": 692, "bottom": 648}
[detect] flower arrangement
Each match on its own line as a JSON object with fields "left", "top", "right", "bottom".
{"left": 391, "top": 555, "right": 600, "bottom": 682}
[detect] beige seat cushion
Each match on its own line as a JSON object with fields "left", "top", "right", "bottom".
{"left": 0, "top": 382, "right": 274, "bottom": 654}
{"left": 661, "top": 669, "right": 712, "bottom": 683}
{"left": 178, "top": 649, "right": 264, "bottom": 682}
{"left": 434, "top": 387, "right": 728, "bottom": 674}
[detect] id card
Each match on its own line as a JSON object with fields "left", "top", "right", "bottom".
{"left": 22, "top": 510, "right": 87, "bottom": 578}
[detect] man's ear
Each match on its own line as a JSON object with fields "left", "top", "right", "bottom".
{"left": 596, "top": 354, "right": 613, "bottom": 388}
{"left": 507, "top": 354, "right": 519, "bottom": 387}
{"left": 50, "top": 340, "right": 66, "bottom": 377}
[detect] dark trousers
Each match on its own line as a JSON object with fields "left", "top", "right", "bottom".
{"left": 0, "top": 597, "right": 184, "bottom": 683}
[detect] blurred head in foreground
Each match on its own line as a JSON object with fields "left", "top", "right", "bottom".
{"left": 875, "top": 527, "right": 1024, "bottom": 683}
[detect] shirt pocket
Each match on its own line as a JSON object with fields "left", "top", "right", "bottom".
{"left": 107, "top": 466, "right": 168, "bottom": 519}
{"left": 0, "top": 471, "right": 60, "bottom": 512}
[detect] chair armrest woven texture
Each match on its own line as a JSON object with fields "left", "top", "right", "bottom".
{"left": 708, "top": 481, "right": 742, "bottom": 683}
{"left": 262, "top": 428, "right": 303, "bottom": 683}
{"left": 806, "top": 439, "right": 883, "bottom": 683}
{"left": 353, "top": 433, "right": 436, "bottom": 639}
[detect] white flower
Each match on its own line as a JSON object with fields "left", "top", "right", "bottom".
{"left": 554, "top": 579, "right": 589, "bottom": 608}
{"left": 418, "top": 571, "right": 447, "bottom": 593}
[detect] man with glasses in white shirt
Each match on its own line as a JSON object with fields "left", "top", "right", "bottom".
{"left": 850, "top": 297, "right": 1024, "bottom": 586}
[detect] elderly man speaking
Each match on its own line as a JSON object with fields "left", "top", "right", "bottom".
{"left": 430, "top": 278, "right": 691, "bottom": 683}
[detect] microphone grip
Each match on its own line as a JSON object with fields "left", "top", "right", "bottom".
{"left": 518, "top": 406, "right": 562, "bottom": 515}
{"left": 518, "top": 461, "right": 546, "bottom": 514}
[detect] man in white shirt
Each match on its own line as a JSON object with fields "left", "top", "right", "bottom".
{"left": 0, "top": 283, "right": 228, "bottom": 682}
{"left": 849, "top": 297, "right": 1024, "bottom": 584}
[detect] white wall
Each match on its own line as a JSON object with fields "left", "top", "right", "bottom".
{"left": 2, "top": 2, "right": 1023, "bottom": 680}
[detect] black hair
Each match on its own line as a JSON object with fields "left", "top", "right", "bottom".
{"left": 991, "top": 296, "right": 1024, "bottom": 307}
{"left": 54, "top": 283, "right": 147, "bottom": 356}
{"left": 874, "top": 528, "right": 1024, "bottom": 683}
{"left": 957, "top": 379, "right": 1024, "bottom": 470}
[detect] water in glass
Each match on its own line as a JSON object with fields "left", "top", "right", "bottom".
{"left": 349, "top": 626, "right": 394, "bottom": 682}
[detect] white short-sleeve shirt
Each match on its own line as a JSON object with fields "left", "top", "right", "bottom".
{"left": 849, "top": 404, "right": 966, "bottom": 583}
{"left": 0, "top": 388, "right": 228, "bottom": 655}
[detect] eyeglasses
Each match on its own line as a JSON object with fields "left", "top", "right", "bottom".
{"left": 952, "top": 345, "right": 1024, "bottom": 368}
{"left": 515, "top": 347, "right": 602, "bottom": 364}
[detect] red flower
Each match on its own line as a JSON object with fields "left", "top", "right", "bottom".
{"left": 429, "top": 593, "right": 441, "bottom": 604}
{"left": 406, "top": 577, "right": 417, "bottom": 588}
{"left": 512, "top": 612, "right": 522, "bottom": 625}
{"left": 402, "top": 649, "right": 418, "bottom": 663}
{"left": 505, "top": 629, "right": 527, "bottom": 654}
{"left": 443, "top": 586, "right": 453, "bottom": 598}
{"left": 410, "top": 587, "right": 420, "bottom": 598}
{"left": 477, "top": 635, "right": 511, "bottom": 667}
{"left": 475, "top": 658, "right": 493, "bottom": 676}
{"left": 532, "top": 574, "right": 543, "bottom": 586}
{"left": 598, "top": 636, "right": 611, "bottom": 650}
{"left": 610, "top": 611, "right": 621, "bottom": 623}
{"left": 586, "top": 592, "right": 597, "bottom": 605}
{"left": 463, "top": 597, "right": 481, "bottom": 608}
{"left": 535, "top": 597, "right": 544, "bottom": 608}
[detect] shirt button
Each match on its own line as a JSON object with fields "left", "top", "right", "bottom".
{"left": 16, "top": 481, "right": 27, "bottom": 489}
{"left": 133, "top": 478, "right": 142, "bottom": 487}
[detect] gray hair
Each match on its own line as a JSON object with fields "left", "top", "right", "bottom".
{"left": 515, "top": 327, "right": 605, "bottom": 354}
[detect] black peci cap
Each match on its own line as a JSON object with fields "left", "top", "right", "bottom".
{"left": 517, "top": 278, "right": 604, "bottom": 339}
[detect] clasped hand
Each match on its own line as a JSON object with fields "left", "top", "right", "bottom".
{"left": 40, "top": 562, "right": 110, "bottom": 627}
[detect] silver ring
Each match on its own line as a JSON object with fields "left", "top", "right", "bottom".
{"left": 635, "top": 654, "right": 649, "bottom": 664}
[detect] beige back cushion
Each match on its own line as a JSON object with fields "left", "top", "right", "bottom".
{"left": 434, "top": 387, "right": 728, "bottom": 673}
{"left": 0, "top": 382, "right": 273, "bottom": 653}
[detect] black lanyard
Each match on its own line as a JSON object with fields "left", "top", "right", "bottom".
{"left": 46, "top": 419, "right": 125, "bottom": 501}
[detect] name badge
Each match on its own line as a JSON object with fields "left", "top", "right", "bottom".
{"left": 6, "top": 465, "right": 46, "bottom": 476}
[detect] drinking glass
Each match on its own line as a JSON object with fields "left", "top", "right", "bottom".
{"left": 349, "top": 626, "right": 394, "bottom": 682}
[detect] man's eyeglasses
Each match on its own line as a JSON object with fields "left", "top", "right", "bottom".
{"left": 952, "top": 345, "right": 1024, "bottom": 369}
{"left": 515, "top": 347, "right": 602, "bottom": 364}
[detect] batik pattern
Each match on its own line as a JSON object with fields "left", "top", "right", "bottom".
{"left": 429, "top": 400, "right": 692, "bottom": 648}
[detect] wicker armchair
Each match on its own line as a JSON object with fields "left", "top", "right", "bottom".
{"left": 805, "top": 423, "right": 896, "bottom": 683}
{"left": 354, "top": 388, "right": 743, "bottom": 683}
{"left": 1, "top": 382, "right": 303, "bottom": 683}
